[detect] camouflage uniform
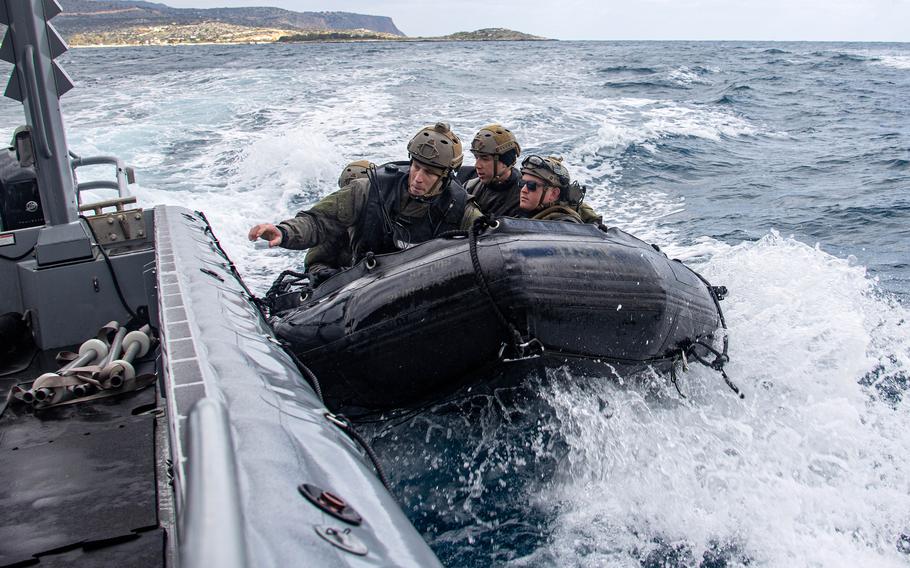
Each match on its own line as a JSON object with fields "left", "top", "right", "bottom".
{"left": 529, "top": 204, "right": 583, "bottom": 223}
{"left": 302, "top": 231, "right": 352, "bottom": 283}
{"left": 574, "top": 201, "right": 602, "bottom": 225}
{"left": 301, "top": 160, "right": 374, "bottom": 281}
{"left": 278, "top": 167, "right": 481, "bottom": 261}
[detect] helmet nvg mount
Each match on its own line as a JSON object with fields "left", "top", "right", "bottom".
{"left": 521, "top": 155, "right": 570, "bottom": 189}
{"left": 471, "top": 124, "right": 521, "bottom": 166}
{"left": 338, "top": 159, "right": 374, "bottom": 188}
{"left": 520, "top": 155, "right": 585, "bottom": 204}
{"left": 407, "top": 122, "right": 464, "bottom": 174}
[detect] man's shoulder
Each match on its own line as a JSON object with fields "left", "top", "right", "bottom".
{"left": 533, "top": 205, "right": 583, "bottom": 222}
{"left": 326, "top": 176, "right": 371, "bottom": 203}
{"left": 574, "top": 201, "right": 602, "bottom": 224}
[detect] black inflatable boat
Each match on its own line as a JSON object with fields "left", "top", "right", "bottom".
{"left": 272, "top": 218, "right": 726, "bottom": 412}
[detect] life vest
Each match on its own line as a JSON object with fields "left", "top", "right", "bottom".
{"left": 352, "top": 162, "right": 467, "bottom": 262}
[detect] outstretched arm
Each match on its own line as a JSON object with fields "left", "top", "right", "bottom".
{"left": 248, "top": 179, "right": 370, "bottom": 251}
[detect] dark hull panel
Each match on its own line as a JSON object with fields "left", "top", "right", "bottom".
{"left": 273, "top": 218, "right": 722, "bottom": 412}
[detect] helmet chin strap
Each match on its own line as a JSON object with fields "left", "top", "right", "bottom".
{"left": 534, "top": 186, "right": 548, "bottom": 211}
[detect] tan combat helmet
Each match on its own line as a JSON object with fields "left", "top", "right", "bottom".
{"left": 520, "top": 155, "right": 571, "bottom": 189}
{"left": 337, "top": 159, "right": 374, "bottom": 188}
{"left": 407, "top": 122, "right": 464, "bottom": 175}
{"left": 471, "top": 124, "right": 521, "bottom": 165}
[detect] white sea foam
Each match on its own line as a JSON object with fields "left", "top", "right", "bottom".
{"left": 527, "top": 232, "right": 910, "bottom": 566}
{"left": 667, "top": 65, "right": 712, "bottom": 86}
{"left": 876, "top": 55, "right": 910, "bottom": 70}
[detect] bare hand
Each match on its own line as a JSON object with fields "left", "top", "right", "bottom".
{"left": 248, "top": 223, "right": 283, "bottom": 247}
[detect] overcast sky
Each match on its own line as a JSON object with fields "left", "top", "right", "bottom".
{"left": 159, "top": 0, "right": 910, "bottom": 42}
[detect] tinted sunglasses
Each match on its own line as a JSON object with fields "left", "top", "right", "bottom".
{"left": 520, "top": 180, "right": 544, "bottom": 192}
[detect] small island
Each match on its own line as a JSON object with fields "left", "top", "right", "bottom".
{"left": 277, "top": 27, "right": 550, "bottom": 44}
{"left": 438, "top": 28, "right": 548, "bottom": 41}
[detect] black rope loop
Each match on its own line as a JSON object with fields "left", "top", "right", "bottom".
{"left": 684, "top": 267, "right": 742, "bottom": 397}
{"left": 325, "top": 412, "right": 393, "bottom": 493}
{"left": 468, "top": 216, "right": 529, "bottom": 356}
{"left": 0, "top": 245, "right": 36, "bottom": 262}
{"left": 693, "top": 339, "right": 729, "bottom": 370}
{"left": 195, "top": 210, "right": 271, "bottom": 318}
{"left": 261, "top": 269, "right": 312, "bottom": 317}
{"left": 79, "top": 215, "right": 139, "bottom": 321}
{"left": 279, "top": 340, "right": 324, "bottom": 405}
{"left": 669, "top": 365, "right": 687, "bottom": 399}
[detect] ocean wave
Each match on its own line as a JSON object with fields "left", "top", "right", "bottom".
{"left": 667, "top": 65, "right": 713, "bottom": 86}
{"left": 873, "top": 158, "right": 910, "bottom": 170}
{"left": 602, "top": 79, "right": 686, "bottom": 90}
{"left": 810, "top": 51, "right": 880, "bottom": 69}
{"left": 833, "top": 52, "right": 875, "bottom": 62}
{"left": 598, "top": 65, "right": 657, "bottom": 74}
{"left": 875, "top": 55, "right": 910, "bottom": 70}
{"left": 538, "top": 231, "right": 910, "bottom": 567}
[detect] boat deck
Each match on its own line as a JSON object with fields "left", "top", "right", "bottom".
{"left": 0, "top": 348, "right": 166, "bottom": 567}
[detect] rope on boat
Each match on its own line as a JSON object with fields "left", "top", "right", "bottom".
{"left": 279, "top": 339, "right": 324, "bottom": 405}
{"left": 325, "top": 412, "right": 393, "bottom": 493}
{"left": 0, "top": 244, "right": 36, "bottom": 261}
{"left": 467, "top": 216, "right": 543, "bottom": 361}
{"left": 684, "top": 267, "right": 743, "bottom": 399}
{"left": 669, "top": 365, "right": 687, "bottom": 399}
{"left": 195, "top": 210, "right": 264, "bottom": 306}
{"left": 79, "top": 215, "right": 139, "bottom": 321}
{"left": 193, "top": 212, "right": 331, "bottom": 406}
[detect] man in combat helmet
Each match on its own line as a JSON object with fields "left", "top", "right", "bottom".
{"left": 248, "top": 123, "right": 481, "bottom": 262}
{"left": 464, "top": 123, "right": 524, "bottom": 217}
{"left": 301, "top": 159, "right": 374, "bottom": 284}
{"left": 518, "top": 154, "right": 603, "bottom": 224}
{"left": 517, "top": 155, "right": 588, "bottom": 222}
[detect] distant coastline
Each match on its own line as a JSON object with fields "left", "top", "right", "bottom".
{"left": 66, "top": 25, "right": 551, "bottom": 47}
{"left": 47, "top": 2, "right": 551, "bottom": 47}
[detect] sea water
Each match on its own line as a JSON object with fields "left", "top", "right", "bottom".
{"left": 1, "top": 40, "right": 908, "bottom": 566}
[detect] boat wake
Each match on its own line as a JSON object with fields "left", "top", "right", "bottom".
{"left": 367, "top": 230, "right": 910, "bottom": 567}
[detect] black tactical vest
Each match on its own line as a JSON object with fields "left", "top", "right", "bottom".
{"left": 467, "top": 168, "right": 522, "bottom": 218}
{"left": 352, "top": 162, "right": 467, "bottom": 262}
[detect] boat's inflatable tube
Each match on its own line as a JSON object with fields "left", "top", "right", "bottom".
{"left": 273, "top": 218, "right": 723, "bottom": 412}
{"left": 154, "top": 206, "right": 442, "bottom": 567}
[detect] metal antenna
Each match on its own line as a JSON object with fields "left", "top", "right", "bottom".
{"left": 0, "top": 0, "right": 91, "bottom": 264}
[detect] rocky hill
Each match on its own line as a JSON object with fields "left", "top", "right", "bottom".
{"left": 28, "top": 2, "right": 549, "bottom": 46}
{"left": 276, "top": 27, "right": 547, "bottom": 44}
{"left": 54, "top": 0, "right": 404, "bottom": 39}
{"left": 439, "top": 28, "right": 548, "bottom": 41}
